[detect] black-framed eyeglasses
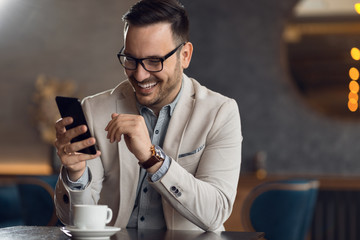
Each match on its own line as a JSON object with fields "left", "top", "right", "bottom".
{"left": 117, "top": 42, "right": 185, "bottom": 72}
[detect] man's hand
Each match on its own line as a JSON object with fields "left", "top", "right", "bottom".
{"left": 105, "top": 113, "right": 152, "bottom": 163}
{"left": 54, "top": 117, "right": 101, "bottom": 181}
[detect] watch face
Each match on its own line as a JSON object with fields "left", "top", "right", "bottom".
{"left": 154, "top": 146, "right": 165, "bottom": 160}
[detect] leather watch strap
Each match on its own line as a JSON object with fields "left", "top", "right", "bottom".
{"left": 139, "top": 145, "right": 164, "bottom": 169}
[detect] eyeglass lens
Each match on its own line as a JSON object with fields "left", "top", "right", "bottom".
{"left": 119, "top": 56, "right": 163, "bottom": 72}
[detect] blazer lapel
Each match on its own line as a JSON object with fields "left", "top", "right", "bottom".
{"left": 113, "top": 83, "right": 140, "bottom": 227}
{"left": 163, "top": 75, "right": 195, "bottom": 161}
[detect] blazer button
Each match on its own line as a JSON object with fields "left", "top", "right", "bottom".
{"left": 63, "top": 194, "right": 69, "bottom": 204}
{"left": 170, "top": 186, "right": 177, "bottom": 192}
{"left": 176, "top": 192, "right": 182, "bottom": 198}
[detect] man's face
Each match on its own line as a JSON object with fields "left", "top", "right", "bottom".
{"left": 123, "top": 23, "right": 184, "bottom": 113}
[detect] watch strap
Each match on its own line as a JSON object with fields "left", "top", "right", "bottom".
{"left": 140, "top": 155, "right": 162, "bottom": 169}
{"left": 139, "top": 145, "right": 164, "bottom": 169}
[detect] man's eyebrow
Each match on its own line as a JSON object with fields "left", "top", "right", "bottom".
{"left": 146, "top": 55, "right": 163, "bottom": 59}
{"left": 122, "top": 50, "right": 132, "bottom": 56}
{"left": 123, "top": 50, "right": 162, "bottom": 59}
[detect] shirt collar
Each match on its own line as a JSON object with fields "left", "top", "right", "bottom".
{"left": 137, "top": 78, "right": 184, "bottom": 117}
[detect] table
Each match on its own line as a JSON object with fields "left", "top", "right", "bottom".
{"left": 0, "top": 226, "right": 265, "bottom": 240}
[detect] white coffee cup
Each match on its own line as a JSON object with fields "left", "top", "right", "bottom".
{"left": 72, "top": 204, "right": 113, "bottom": 229}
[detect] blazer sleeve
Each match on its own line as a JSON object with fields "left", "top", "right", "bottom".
{"left": 54, "top": 98, "right": 105, "bottom": 226}
{"left": 149, "top": 98, "right": 242, "bottom": 231}
{"left": 54, "top": 158, "right": 104, "bottom": 225}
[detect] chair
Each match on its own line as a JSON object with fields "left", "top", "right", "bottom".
{"left": 0, "top": 183, "right": 24, "bottom": 228}
{"left": 16, "top": 175, "right": 59, "bottom": 226}
{"left": 0, "top": 175, "right": 59, "bottom": 227}
{"left": 242, "top": 179, "right": 319, "bottom": 240}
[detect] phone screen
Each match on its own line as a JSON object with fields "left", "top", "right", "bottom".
{"left": 55, "top": 96, "right": 97, "bottom": 155}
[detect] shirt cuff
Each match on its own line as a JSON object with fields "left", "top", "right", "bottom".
{"left": 65, "top": 166, "right": 90, "bottom": 190}
{"left": 149, "top": 155, "right": 171, "bottom": 182}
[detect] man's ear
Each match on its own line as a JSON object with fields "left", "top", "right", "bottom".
{"left": 181, "top": 42, "right": 193, "bottom": 69}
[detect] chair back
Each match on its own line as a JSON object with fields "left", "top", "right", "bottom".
{"left": 0, "top": 175, "right": 59, "bottom": 227}
{"left": 242, "top": 179, "right": 319, "bottom": 240}
{"left": 0, "top": 183, "right": 24, "bottom": 227}
{"left": 17, "top": 175, "right": 59, "bottom": 226}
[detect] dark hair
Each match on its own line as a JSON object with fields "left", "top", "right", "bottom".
{"left": 123, "top": 0, "right": 189, "bottom": 44}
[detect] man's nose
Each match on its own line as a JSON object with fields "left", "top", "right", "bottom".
{"left": 133, "top": 63, "right": 151, "bottom": 82}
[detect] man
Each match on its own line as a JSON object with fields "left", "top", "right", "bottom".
{"left": 54, "top": 0, "right": 242, "bottom": 231}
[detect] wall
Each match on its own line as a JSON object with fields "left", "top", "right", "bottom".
{"left": 182, "top": 0, "right": 360, "bottom": 175}
{"left": 0, "top": 0, "right": 133, "bottom": 166}
{"left": 1, "top": 0, "right": 360, "bottom": 175}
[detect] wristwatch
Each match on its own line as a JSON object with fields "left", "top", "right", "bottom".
{"left": 138, "top": 145, "right": 165, "bottom": 169}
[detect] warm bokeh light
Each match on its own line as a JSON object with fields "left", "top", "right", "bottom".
{"left": 351, "top": 47, "right": 360, "bottom": 61}
{"left": 349, "top": 67, "right": 360, "bottom": 81}
{"left": 256, "top": 168, "right": 267, "bottom": 180}
{"left": 355, "top": 3, "right": 360, "bottom": 15}
{"left": 349, "top": 80, "right": 359, "bottom": 93}
{"left": 348, "top": 98, "right": 358, "bottom": 112}
{"left": 349, "top": 92, "right": 359, "bottom": 101}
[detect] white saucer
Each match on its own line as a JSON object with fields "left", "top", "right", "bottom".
{"left": 60, "top": 226, "right": 121, "bottom": 240}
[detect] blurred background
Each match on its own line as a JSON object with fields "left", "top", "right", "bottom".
{"left": 1, "top": 0, "right": 360, "bottom": 237}
{"left": 1, "top": 0, "right": 360, "bottom": 175}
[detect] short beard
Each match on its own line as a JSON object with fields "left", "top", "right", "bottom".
{"left": 129, "top": 57, "right": 183, "bottom": 109}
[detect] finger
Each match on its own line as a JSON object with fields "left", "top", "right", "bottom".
{"left": 64, "top": 137, "right": 97, "bottom": 155}
{"left": 109, "top": 113, "right": 120, "bottom": 140}
{"left": 55, "top": 117, "right": 73, "bottom": 133}
{"left": 61, "top": 150, "right": 101, "bottom": 170}
{"left": 67, "top": 150, "right": 101, "bottom": 163}
{"left": 106, "top": 117, "right": 121, "bottom": 142}
{"left": 106, "top": 114, "right": 134, "bottom": 135}
{"left": 107, "top": 120, "right": 124, "bottom": 143}
{"left": 77, "top": 150, "right": 101, "bottom": 161}
{"left": 106, "top": 114, "right": 143, "bottom": 142}
{"left": 55, "top": 117, "right": 78, "bottom": 147}
{"left": 105, "top": 117, "right": 115, "bottom": 134}
{"left": 105, "top": 118, "right": 114, "bottom": 132}
{"left": 111, "top": 125, "right": 123, "bottom": 143}
{"left": 111, "top": 113, "right": 119, "bottom": 119}
{"left": 55, "top": 125, "right": 88, "bottom": 156}
{"left": 58, "top": 125, "right": 87, "bottom": 145}
{"left": 105, "top": 113, "right": 119, "bottom": 131}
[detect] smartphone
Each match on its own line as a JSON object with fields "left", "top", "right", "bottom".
{"left": 55, "top": 96, "right": 97, "bottom": 155}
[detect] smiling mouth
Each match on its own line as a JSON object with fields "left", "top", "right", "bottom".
{"left": 138, "top": 82, "right": 157, "bottom": 89}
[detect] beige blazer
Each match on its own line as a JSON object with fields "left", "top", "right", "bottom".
{"left": 55, "top": 74, "right": 242, "bottom": 231}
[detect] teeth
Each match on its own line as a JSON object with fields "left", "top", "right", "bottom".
{"left": 138, "top": 82, "right": 157, "bottom": 89}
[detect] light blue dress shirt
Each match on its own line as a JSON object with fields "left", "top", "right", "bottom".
{"left": 126, "top": 83, "right": 183, "bottom": 229}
